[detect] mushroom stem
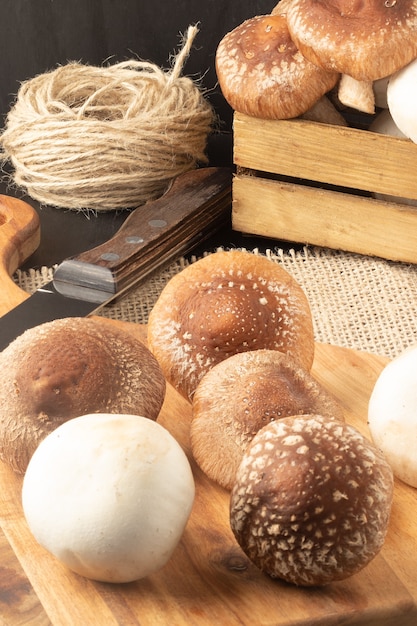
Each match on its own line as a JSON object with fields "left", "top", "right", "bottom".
{"left": 337, "top": 74, "right": 375, "bottom": 114}
{"left": 299, "top": 95, "right": 347, "bottom": 126}
{"left": 373, "top": 76, "right": 391, "bottom": 109}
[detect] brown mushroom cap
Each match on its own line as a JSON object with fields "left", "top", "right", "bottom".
{"left": 215, "top": 14, "right": 339, "bottom": 119}
{"left": 147, "top": 250, "right": 315, "bottom": 401}
{"left": 271, "top": 0, "right": 294, "bottom": 15}
{"left": 0, "top": 317, "right": 166, "bottom": 474}
{"left": 190, "top": 349, "right": 344, "bottom": 490}
{"left": 286, "top": 0, "right": 417, "bottom": 81}
{"left": 230, "top": 414, "right": 394, "bottom": 586}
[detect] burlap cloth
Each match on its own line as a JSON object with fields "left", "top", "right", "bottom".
{"left": 14, "top": 246, "right": 417, "bottom": 360}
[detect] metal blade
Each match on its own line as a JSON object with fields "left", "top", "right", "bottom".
{"left": 0, "top": 282, "right": 102, "bottom": 351}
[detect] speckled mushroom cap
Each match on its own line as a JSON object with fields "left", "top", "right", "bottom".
{"left": 230, "top": 414, "right": 394, "bottom": 586}
{"left": 215, "top": 14, "right": 339, "bottom": 119}
{"left": 147, "top": 250, "right": 315, "bottom": 401}
{"left": 285, "top": 0, "right": 417, "bottom": 81}
{"left": 0, "top": 317, "right": 166, "bottom": 474}
{"left": 190, "top": 349, "right": 344, "bottom": 490}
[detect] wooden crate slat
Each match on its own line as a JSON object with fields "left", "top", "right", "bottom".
{"left": 233, "top": 112, "right": 417, "bottom": 201}
{"left": 232, "top": 174, "right": 417, "bottom": 263}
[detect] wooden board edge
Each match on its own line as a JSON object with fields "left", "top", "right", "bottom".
{"left": 232, "top": 174, "right": 417, "bottom": 264}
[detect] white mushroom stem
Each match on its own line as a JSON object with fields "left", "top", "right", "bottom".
{"left": 299, "top": 95, "right": 348, "bottom": 126}
{"left": 338, "top": 74, "right": 375, "bottom": 114}
{"left": 373, "top": 75, "right": 391, "bottom": 109}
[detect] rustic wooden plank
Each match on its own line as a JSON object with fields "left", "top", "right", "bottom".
{"left": 233, "top": 112, "right": 417, "bottom": 200}
{"left": 0, "top": 319, "right": 416, "bottom": 625}
{"left": 232, "top": 174, "right": 417, "bottom": 263}
{"left": 0, "top": 528, "right": 50, "bottom": 625}
{"left": 0, "top": 196, "right": 40, "bottom": 316}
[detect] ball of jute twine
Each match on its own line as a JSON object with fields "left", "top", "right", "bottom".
{"left": 0, "top": 25, "right": 215, "bottom": 211}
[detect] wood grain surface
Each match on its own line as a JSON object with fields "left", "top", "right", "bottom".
{"left": 0, "top": 319, "right": 416, "bottom": 625}
{"left": 233, "top": 112, "right": 417, "bottom": 199}
{"left": 232, "top": 112, "right": 417, "bottom": 264}
{"left": 232, "top": 173, "right": 417, "bottom": 264}
{"left": 0, "top": 195, "right": 40, "bottom": 317}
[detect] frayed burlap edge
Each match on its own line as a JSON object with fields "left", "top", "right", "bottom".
{"left": 13, "top": 246, "right": 417, "bottom": 359}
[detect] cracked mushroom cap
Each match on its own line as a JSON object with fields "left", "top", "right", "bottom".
{"left": 285, "top": 0, "right": 417, "bottom": 81}
{"left": 215, "top": 14, "right": 339, "bottom": 119}
{"left": 230, "top": 415, "right": 394, "bottom": 586}
{"left": 190, "top": 349, "right": 344, "bottom": 490}
{"left": 0, "top": 317, "right": 166, "bottom": 474}
{"left": 147, "top": 250, "right": 315, "bottom": 401}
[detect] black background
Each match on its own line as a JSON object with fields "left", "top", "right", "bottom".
{"left": 0, "top": 1, "right": 279, "bottom": 268}
{"left": 1, "top": 0, "right": 277, "bottom": 127}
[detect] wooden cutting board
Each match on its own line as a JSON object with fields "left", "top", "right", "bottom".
{"left": 0, "top": 318, "right": 416, "bottom": 626}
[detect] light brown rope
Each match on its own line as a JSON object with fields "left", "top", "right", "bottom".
{"left": 0, "top": 25, "right": 215, "bottom": 211}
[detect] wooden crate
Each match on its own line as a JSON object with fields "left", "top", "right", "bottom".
{"left": 232, "top": 111, "right": 417, "bottom": 263}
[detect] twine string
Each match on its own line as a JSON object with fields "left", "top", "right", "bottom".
{"left": 169, "top": 25, "right": 198, "bottom": 84}
{"left": 0, "top": 25, "right": 215, "bottom": 211}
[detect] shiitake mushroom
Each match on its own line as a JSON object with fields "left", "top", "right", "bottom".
{"left": 0, "top": 317, "right": 166, "bottom": 474}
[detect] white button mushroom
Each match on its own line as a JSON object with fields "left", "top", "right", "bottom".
{"left": 368, "top": 345, "right": 417, "bottom": 488}
{"left": 22, "top": 413, "right": 195, "bottom": 583}
{"left": 387, "top": 57, "right": 417, "bottom": 144}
